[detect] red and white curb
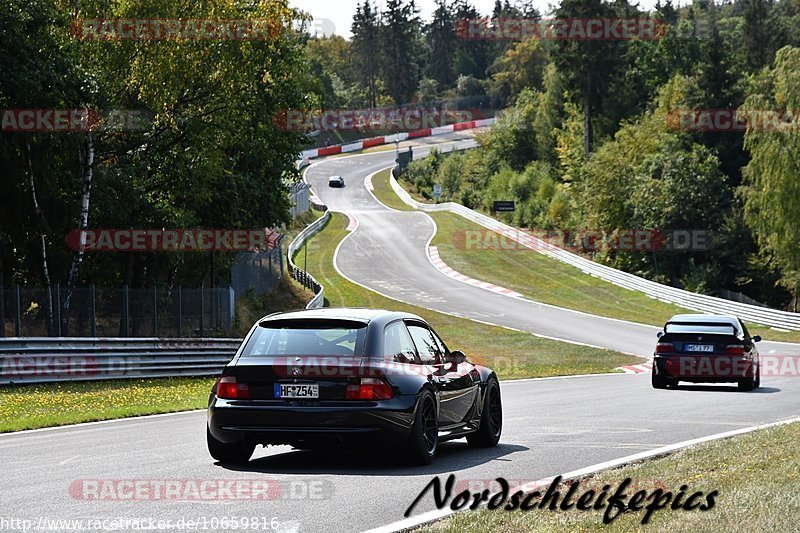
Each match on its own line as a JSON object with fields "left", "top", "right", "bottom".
{"left": 365, "top": 174, "right": 375, "bottom": 191}
{"left": 299, "top": 118, "right": 495, "bottom": 161}
{"left": 345, "top": 213, "right": 359, "bottom": 232}
{"left": 428, "top": 246, "right": 523, "bottom": 298}
{"left": 618, "top": 361, "right": 653, "bottom": 374}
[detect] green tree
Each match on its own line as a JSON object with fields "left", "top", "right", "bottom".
{"left": 417, "top": 77, "right": 440, "bottom": 102}
{"left": 740, "top": 46, "right": 800, "bottom": 300}
{"left": 743, "top": 0, "right": 774, "bottom": 71}
{"left": 424, "top": 0, "right": 457, "bottom": 88}
{"left": 381, "top": 0, "right": 422, "bottom": 104}
{"left": 488, "top": 37, "right": 547, "bottom": 105}
{"left": 551, "top": 0, "right": 626, "bottom": 157}
{"left": 453, "top": 0, "right": 492, "bottom": 81}
{"left": 352, "top": 0, "right": 382, "bottom": 107}
{"left": 1, "top": 0, "right": 315, "bottom": 335}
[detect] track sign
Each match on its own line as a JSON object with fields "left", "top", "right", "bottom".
{"left": 493, "top": 200, "right": 516, "bottom": 213}
{"left": 433, "top": 184, "right": 442, "bottom": 200}
{"left": 397, "top": 148, "right": 413, "bottom": 172}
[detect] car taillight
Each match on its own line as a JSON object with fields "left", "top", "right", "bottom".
{"left": 725, "top": 345, "right": 746, "bottom": 356}
{"left": 345, "top": 378, "right": 393, "bottom": 400}
{"left": 655, "top": 343, "right": 675, "bottom": 354}
{"left": 217, "top": 376, "right": 250, "bottom": 400}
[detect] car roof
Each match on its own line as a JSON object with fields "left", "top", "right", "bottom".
{"left": 257, "top": 307, "right": 423, "bottom": 326}
{"left": 666, "top": 314, "right": 740, "bottom": 326}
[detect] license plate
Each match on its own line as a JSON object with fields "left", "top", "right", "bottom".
{"left": 274, "top": 383, "right": 319, "bottom": 399}
{"left": 685, "top": 344, "right": 714, "bottom": 352}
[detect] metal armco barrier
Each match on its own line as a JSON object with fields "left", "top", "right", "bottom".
{"left": 299, "top": 118, "right": 496, "bottom": 161}
{"left": 288, "top": 210, "right": 330, "bottom": 309}
{"left": 390, "top": 169, "right": 800, "bottom": 332}
{"left": 0, "top": 337, "right": 242, "bottom": 385}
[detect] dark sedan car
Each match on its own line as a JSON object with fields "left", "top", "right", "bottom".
{"left": 328, "top": 175, "right": 345, "bottom": 187}
{"left": 652, "top": 314, "right": 761, "bottom": 391}
{"left": 207, "top": 308, "right": 502, "bottom": 465}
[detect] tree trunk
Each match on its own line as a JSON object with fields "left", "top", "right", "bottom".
{"left": 583, "top": 71, "right": 593, "bottom": 158}
{"left": 63, "top": 132, "right": 95, "bottom": 335}
{"left": 25, "top": 142, "right": 54, "bottom": 335}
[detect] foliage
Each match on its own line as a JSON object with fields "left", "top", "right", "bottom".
{"left": 740, "top": 46, "right": 800, "bottom": 299}
{"left": 1, "top": 0, "right": 315, "bottom": 299}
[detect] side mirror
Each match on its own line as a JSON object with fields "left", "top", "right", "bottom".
{"left": 752, "top": 335, "right": 761, "bottom": 343}
{"left": 656, "top": 331, "right": 664, "bottom": 338}
{"left": 394, "top": 350, "right": 416, "bottom": 364}
{"left": 447, "top": 350, "right": 468, "bottom": 365}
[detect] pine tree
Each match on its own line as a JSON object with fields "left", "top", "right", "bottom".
{"left": 744, "top": 0, "right": 773, "bottom": 71}
{"left": 352, "top": 1, "right": 382, "bottom": 107}
{"left": 425, "top": 0, "right": 457, "bottom": 88}
{"left": 382, "top": 0, "right": 422, "bottom": 104}
{"left": 551, "top": 0, "right": 625, "bottom": 157}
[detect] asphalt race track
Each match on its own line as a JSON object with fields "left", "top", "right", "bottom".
{"left": 4, "top": 134, "right": 800, "bottom": 532}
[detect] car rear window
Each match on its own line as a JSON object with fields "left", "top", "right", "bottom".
{"left": 664, "top": 323, "right": 737, "bottom": 335}
{"left": 241, "top": 319, "right": 367, "bottom": 358}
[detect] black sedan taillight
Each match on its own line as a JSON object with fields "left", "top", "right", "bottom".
{"left": 217, "top": 376, "right": 250, "bottom": 400}
{"left": 655, "top": 342, "right": 675, "bottom": 354}
{"left": 344, "top": 378, "right": 393, "bottom": 400}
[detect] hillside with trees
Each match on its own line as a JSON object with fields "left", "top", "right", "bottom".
{"left": 306, "top": 0, "right": 800, "bottom": 311}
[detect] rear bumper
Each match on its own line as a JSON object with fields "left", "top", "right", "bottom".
{"left": 654, "top": 355, "right": 756, "bottom": 382}
{"left": 208, "top": 395, "right": 417, "bottom": 446}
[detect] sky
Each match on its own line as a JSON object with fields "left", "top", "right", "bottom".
{"left": 290, "top": 0, "right": 661, "bottom": 39}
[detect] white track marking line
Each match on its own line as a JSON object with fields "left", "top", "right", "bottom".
{"left": 427, "top": 245, "right": 523, "bottom": 298}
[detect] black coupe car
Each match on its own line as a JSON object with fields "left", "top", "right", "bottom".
{"left": 207, "top": 308, "right": 502, "bottom": 465}
{"left": 652, "top": 314, "right": 761, "bottom": 391}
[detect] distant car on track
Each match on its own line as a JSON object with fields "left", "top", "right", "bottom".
{"left": 652, "top": 314, "right": 761, "bottom": 391}
{"left": 328, "top": 175, "right": 344, "bottom": 187}
{"left": 207, "top": 308, "right": 502, "bottom": 465}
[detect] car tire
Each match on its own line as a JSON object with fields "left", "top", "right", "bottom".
{"left": 754, "top": 364, "right": 761, "bottom": 389}
{"left": 652, "top": 372, "right": 669, "bottom": 389}
{"left": 406, "top": 391, "right": 438, "bottom": 465}
{"left": 207, "top": 427, "right": 255, "bottom": 464}
{"left": 738, "top": 374, "right": 756, "bottom": 392}
{"left": 467, "top": 378, "right": 502, "bottom": 448}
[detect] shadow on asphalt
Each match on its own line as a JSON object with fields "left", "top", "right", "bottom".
{"left": 218, "top": 442, "right": 528, "bottom": 476}
{"left": 672, "top": 385, "right": 781, "bottom": 394}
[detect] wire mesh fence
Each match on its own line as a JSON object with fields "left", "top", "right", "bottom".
{"left": 0, "top": 285, "right": 234, "bottom": 338}
{"left": 230, "top": 239, "right": 285, "bottom": 297}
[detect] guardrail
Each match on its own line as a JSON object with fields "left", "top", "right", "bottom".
{"left": 390, "top": 168, "right": 800, "bottom": 331}
{"left": 0, "top": 337, "right": 242, "bottom": 385}
{"left": 299, "top": 118, "right": 496, "bottom": 161}
{"left": 288, "top": 210, "right": 330, "bottom": 309}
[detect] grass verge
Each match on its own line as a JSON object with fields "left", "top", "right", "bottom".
{"left": 370, "top": 168, "right": 413, "bottom": 211}
{"left": 0, "top": 377, "right": 215, "bottom": 433}
{"left": 0, "top": 208, "right": 637, "bottom": 434}
{"left": 419, "top": 420, "right": 800, "bottom": 532}
{"left": 372, "top": 169, "right": 800, "bottom": 344}
{"left": 293, "top": 212, "right": 640, "bottom": 380}
{"left": 0, "top": 212, "right": 326, "bottom": 433}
